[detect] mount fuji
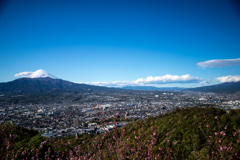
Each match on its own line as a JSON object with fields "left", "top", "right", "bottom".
{"left": 14, "top": 69, "right": 58, "bottom": 79}
{"left": 0, "top": 69, "right": 118, "bottom": 95}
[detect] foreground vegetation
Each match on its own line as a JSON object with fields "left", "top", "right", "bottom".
{"left": 1, "top": 107, "right": 240, "bottom": 159}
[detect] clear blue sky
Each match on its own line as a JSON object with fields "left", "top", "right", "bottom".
{"left": 0, "top": 0, "right": 240, "bottom": 88}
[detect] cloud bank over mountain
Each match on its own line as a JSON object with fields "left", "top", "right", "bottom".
{"left": 214, "top": 75, "right": 240, "bottom": 83}
{"left": 14, "top": 69, "right": 57, "bottom": 79}
{"left": 78, "top": 74, "right": 202, "bottom": 87}
{"left": 14, "top": 69, "right": 240, "bottom": 88}
{"left": 197, "top": 58, "right": 240, "bottom": 68}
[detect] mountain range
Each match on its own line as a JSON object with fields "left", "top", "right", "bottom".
{"left": 0, "top": 77, "right": 240, "bottom": 95}
{"left": 0, "top": 69, "right": 240, "bottom": 95}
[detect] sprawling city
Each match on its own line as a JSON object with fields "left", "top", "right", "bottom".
{"left": 1, "top": 89, "right": 239, "bottom": 138}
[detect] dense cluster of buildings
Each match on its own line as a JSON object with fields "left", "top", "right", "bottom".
{"left": 0, "top": 90, "right": 239, "bottom": 138}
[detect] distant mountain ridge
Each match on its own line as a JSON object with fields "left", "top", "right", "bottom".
{"left": 188, "top": 81, "right": 240, "bottom": 92}
{"left": 1, "top": 77, "right": 240, "bottom": 95}
{"left": 122, "top": 82, "right": 240, "bottom": 92}
{"left": 122, "top": 86, "right": 186, "bottom": 91}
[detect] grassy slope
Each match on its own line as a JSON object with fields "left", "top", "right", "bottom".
{"left": 1, "top": 107, "right": 240, "bottom": 159}
{"left": 57, "top": 107, "right": 240, "bottom": 159}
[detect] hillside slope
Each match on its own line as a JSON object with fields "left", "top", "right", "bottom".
{"left": 1, "top": 107, "right": 240, "bottom": 159}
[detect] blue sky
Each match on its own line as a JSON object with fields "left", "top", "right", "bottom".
{"left": 0, "top": 0, "right": 240, "bottom": 88}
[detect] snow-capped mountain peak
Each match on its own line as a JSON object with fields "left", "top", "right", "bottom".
{"left": 14, "top": 69, "right": 58, "bottom": 79}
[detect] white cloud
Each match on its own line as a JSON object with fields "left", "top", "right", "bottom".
{"left": 14, "top": 72, "right": 33, "bottom": 78}
{"left": 199, "top": 81, "right": 208, "bottom": 85}
{"left": 14, "top": 69, "right": 57, "bottom": 79}
{"left": 197, "top": 58, "right": 240, "bottom": 68}
{"left": 77, "top": 74, "right": 202, "bottom": 87}
{"left": 214, "top": 75, "right": 240, "bottom": 83}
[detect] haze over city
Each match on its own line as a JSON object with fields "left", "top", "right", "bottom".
{"left": 1, "top": 0, "right": 240, "bottom": 88}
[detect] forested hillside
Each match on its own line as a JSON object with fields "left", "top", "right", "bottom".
{"left": 1, "top": 107, "right": 240, "bottom": 159}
